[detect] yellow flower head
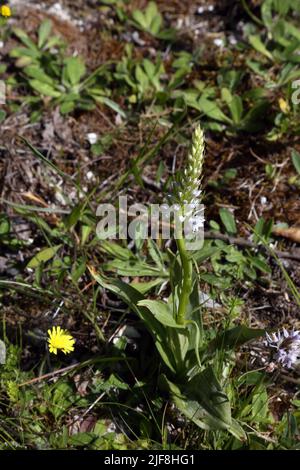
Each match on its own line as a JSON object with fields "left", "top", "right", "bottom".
{"left": 1, "top": 5, "right": 11, "bottom": 17}
{"left": 278, "top": 97, "right": 289, "bottom": 114}
{"left": 47, "top": 326, "right": 75, "bottom": 355}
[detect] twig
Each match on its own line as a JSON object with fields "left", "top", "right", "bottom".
{"left": 18, "top": 363, "right": 81, "bottom": 387}
{"left": 204, "top": 231, "right": 300, "bottom": 262}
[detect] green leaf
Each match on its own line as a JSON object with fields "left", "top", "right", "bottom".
{"left": 103, "top": 259, "right": 167, "bottom": 277}
{"left": 90, "top": 271, "right": 177, "bottom": 373}
{"left": 150, "top": 14, "right": 163, "bottom": 35}
{"left": 138, "top": 300, "right": 182, "bottom": 328}
{"left": 0, "top": 215, "right": 10, "bottom": 235}
{"left": 135, "top": 64, "right": 149, "bottom": 91}
{"left": 29, "top": 79, "right": 61, "bottom": 98}
{"left": 291, "top": 149, "right": 300, "bottom": 175}
{"left": 68, "top": 432, "right": 96, "bottom": 447}
{"left": 64, "top": 57, "right": 86, "bottom": 86}
{"left": 160, "top": 366, "right": 246, "bottom": 440}
{"left": 100, "top": 240, "right": 134, "bottom": 261}
{"left": 27, "top": 245, "right": 62, "bottom": 268}
{"left": 145, "top": 2, "right": 159, "bottom": 24}
{"left": 208, "top": 325, "right": 265, "bottom": 353}
{"left": 146, "top": 2, "right": 162, "bottom": 34}
{"left": 131, "top": 278, "right": 165, "bottom": 294}
{"left": 222, "top": 88, "right": 243, "bottom": 124}
{"left": 251, "top": 384, "right": 270, "bottom": 423}
{"left": 248, "top": 255, "right": 272, "bottom": 274}
{"left": 60, "top": 100, "right": 76, "bottom": 114}
{"left": 248, "top": 34, "right": 273, "bottom": 61}
{"left": 219, "top": 208, "right": 237, "bottom": 235}
{"left": 13, "top": 28, "right": 38, "bottom": 51}
{"left": 253, "top": 217, "right": 273, "bottom": 243}
{"left": 71, "top": 259, "right": 87, "bottom": 283}
{"left": 98, "top": 97, "right": 126, "bottom": 118}
{"left": 198, "top": 95, "right": 232, "bottom": 123}
{"left": 132, "top": 10, "right": 148, "bottom": 29}
{"left": 38, "top": 20, "right": 52, "bottom": 49}
{"left": 147, "top": 239, "right": 165, "bottom": 269}
{"left": 24, "top": 66, "right": 54, "bottom": 85}
{"left": 192, "top": 244, "right": 221, "bottom": 263}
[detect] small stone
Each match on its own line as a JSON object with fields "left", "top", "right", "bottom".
{"left": 87, "top": 133, "right": 98, "bottom": 145}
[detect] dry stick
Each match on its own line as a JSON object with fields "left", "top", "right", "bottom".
{"left": 18, "top": 363, "right": 81, "bottom": 387}
{"left": 204, "top": 231, "right": 300, "bottom": 262}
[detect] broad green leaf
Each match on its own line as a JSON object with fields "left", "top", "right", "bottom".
{"left": 159, "top": 366, "right": 247, "bottom": 440}
{"left": 138, "top": 300, "right": 182, "bottom": 328}
{"left": 132, "top": 10, "right": 148, "bottom": 29}
{"left": 71, "top": 259, "right": 87, "bottom": 283}
{"left": 291, "top": 149, "right": 300, "bottom": 175}
{"left": 10, "top": 47, "right": 40, "bottom": 60}
{"left": 145, "top": 2, "right": 159, "bottom": 25}
{"left": 29, "top": 79, "right": 61, "bottom": 98}
{"left": 253, "top": 217, "right": 273, "bottom": 243}
{"left": 24, "top": 66, "right": 54, "bottom": 85}
{"left": 150, "top": 14, "right": 163, "bottom": 35}
{"left": 60, "top": 100, "right": 76, "bottom": 114}
{"left": 38, "top": 20, "right": 52, "bottom": 49}
{"left": 219, "top": 208, "right": 237, "bottom": 235}
{"left": 135, "top": 65, "right": 149, "bottom": 91}
{"left": 248, "top": 255, "right": 272, "bottom": 273}
{"left": 143, "top": 58, "right": 156, "bottom": 78}
{"left": 208, "top": 325, "right": 265, "bottom": 353}
{"left": 89, "top": 270, "right": 165, "bottom": 334}
{"left": 248, "top": 34, "right": 273, "bottom": 61}
{"left": 100, "top": 240, "right": 134, "bottom": 260}
{"left": 222, "top": 89, "right": 243, "bottom": 124}
{"left": 90, "top": 270, "right": 177, "bottom": 373}
{"left": 146, "top": 2, "right": 162, "bottom": 35}
{"left": 13, "top": 28, "right": 38, "bottom": 51}
{"left": 131, "top": 278, "right": 165, "bottom": 294}
{"left": 0, "top": 215, "right": 10, "bottom": 235}
{"left": 192, "top": 244, "right": 221, "bottom": 263}
{"left": 68, "top": 432, "right": 96, "bottom": 447}
{"left": 27, "top": 244, "right": 62, "bottom": 268}
{"left": 64, "top": 57, "right": 86, "bottom": 86}
{"left": 103, "top": 259, "right": 167, "bottom": 277}
{"left": 198, "top": 95, "right": 232, "bottom": 123}
{"left": 251, "top": 384, "right": 270, "bottom": 423}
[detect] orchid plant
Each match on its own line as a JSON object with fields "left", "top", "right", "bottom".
{"left": 89, "top": 124, "right": 266, "bottom": 441}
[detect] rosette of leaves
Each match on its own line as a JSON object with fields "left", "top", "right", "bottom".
{"left": 10, "top": 20, "right": 124, "bottom": 116}
{"left": 131, "top": 1, "right": 175, "bottom": 40}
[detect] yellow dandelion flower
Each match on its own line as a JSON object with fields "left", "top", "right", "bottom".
{"left": 47, "top": 326, "right": 75, "bottom": 355}
{"left": 1, "top": 5, "right": 11, "bottom": 17}
{"left": 278, "top": 97, "right": 289, "bottom": 114}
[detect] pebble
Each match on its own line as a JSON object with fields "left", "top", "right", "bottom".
{"left": 87, "top": 133, "right": 98, "bottom": 145}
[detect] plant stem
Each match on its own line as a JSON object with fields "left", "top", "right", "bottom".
{"left": 176, "top": 236, "right": 193, "bottom": 325}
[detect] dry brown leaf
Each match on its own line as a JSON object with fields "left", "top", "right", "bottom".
{"left": 273, "top": 227, "right": 300, "bottom": 243}
{"left": 22, "top": 192, "right": 48, "bottom": 207}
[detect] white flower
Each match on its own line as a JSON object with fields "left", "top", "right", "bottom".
{"left": 265, "top": 328, "right": 300, "bottom": 369}
{"left": 170, "top": 125, "right": 205, "bottom": 238}
{"left": 213, "top": 38, "right": 225, "bottom": 48}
